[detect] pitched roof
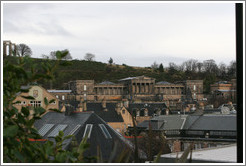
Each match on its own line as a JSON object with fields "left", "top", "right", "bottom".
{"left": 98, "top": 81, "right": 115, "bottom": 85}
{"left": 87, "top": 103, "right": 124, "bottom": 122}
{"left": 184, "top": 114, "right": 236, "bottom": 131}
{"left": 69, "top": 101, "right": 124, "bottom": 122}
{"left": 151, "top": 115, "right": 187, "bottom": 130}
{"left": 129, "top": 103, "right": 167, "bottom": 116}
{"left": 34, "top": 111, "right": 134, "bottom": 161}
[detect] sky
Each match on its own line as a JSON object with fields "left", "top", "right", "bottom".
{"left": 2, "top": 2, "right": 236, "bottom": 67}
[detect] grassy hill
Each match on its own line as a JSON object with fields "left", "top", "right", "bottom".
{"left": 4, "top": 56, "right": 221, "bottom": 93}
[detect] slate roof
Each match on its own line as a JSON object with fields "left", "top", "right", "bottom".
{"left": 152, "top": 115, "right": 187, "bottom": 130}
{"left": 156, "top": 81, "right": 171, "bottom": 85}
{"left": 98, "top": 81, "right": 115, "bottom": 85}
{"left": 87, "top": 103, "right": 124, "bottom": 122}
{"left": 183, "top": 114, "right": 236, "bottom": 131}
{"left": 128, "top": 103, "right": 167, "bottom": 116}
{"left": 137, "top": 114, "right": 236, "bottom": 132}
{"left": 137, "top": 115, "right": 187, "bottom": 130}
{"left": 34, "top": 111, "right": 134, "bottom": 161}
{"left": 69, "top": 101, "right": 124, "bottom": 122}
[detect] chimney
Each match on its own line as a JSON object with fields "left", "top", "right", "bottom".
{"left": 83, "top": 100, "right": 87, "bottom": 111}
{"left": 115, "top": 102, "right": 121, "bottom": 114}
{"left": 102, "top": 97, "right": 107, "bottom": 111}
{"left": 123, "top": 99, "right": 129, "bottom": 108}
{"left": 166, "top": 108, "right": 169, "bottom": 115}
{"left": 77, "top": 96, "right": 84, "bottom": 112}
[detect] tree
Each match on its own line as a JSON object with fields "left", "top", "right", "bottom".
{"left": 17, "top": 43, "right": 32, "bottom": 57}
{"left": 3, "top": 52, "right": 82, "bottom": 162}
{"left": 218, "top": 62, "right": 228, "bottom": 79}
{"left": 84, "top": 53, "right": 95, "bottom": 61}
{"left": 108, "top": 57, "right": 113, "bottom": 65}
{"left": 158, "top": 63, "right": 164, "bottom": 72}
{"left": 44, "top": 49, "right": 72, "bottom": 60}
{"left": 151, "top": 61, "right": 159, "bottom": 71}
{"left": 227, "top": 60, "right": 236, "bottom": 78}
{"left": 203, "top": 59, "right": 218, "bottom": 74}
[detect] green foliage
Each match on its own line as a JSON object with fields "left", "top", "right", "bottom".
{"left": 158, "top": 63, "right": 164, "bottom": 72}
{"left": 108, "top": 57, "right": 113, "bottom": 64}
{"left": 3, "top": 51, "right": 86, "bottom": 163}
{"left": 3, "top": 52, "right": 135, "bottom": 163}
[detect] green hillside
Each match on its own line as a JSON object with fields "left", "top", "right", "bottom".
{"left": 4, "top": 56, "right": 235, "bottom": 93}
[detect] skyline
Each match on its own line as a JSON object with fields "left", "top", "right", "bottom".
{"left": 2, "top": 2, "right": 236, "bottom": 67}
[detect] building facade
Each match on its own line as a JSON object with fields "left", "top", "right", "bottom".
{"left": 14, "top": 85, "right": 59, "bottom": 116}
{"left": 57, "top": 76, "right": 203, "bottom": 106}
{"left": 210, "top": 79, "right": 237, "bottom": 103}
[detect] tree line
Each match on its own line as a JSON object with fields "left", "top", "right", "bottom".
{"left": 151, "top": 59, "right": 236, "bottom": 80}
{"left": 13, "top": 43, "right": 236, "bottom": 94}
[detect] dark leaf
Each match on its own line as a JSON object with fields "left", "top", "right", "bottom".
{"left": 21, "top": 96, "right": 35, "bottom": 100}
{"left": 3, "top": 125, "right": 19, "bottom": 137}
{"left": 44, "top": 97, "right": 48, "bottom": 106}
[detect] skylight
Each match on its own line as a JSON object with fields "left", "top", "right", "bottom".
{"left": 83, "top": 124, "right": 93, "bottom": 138}
{"left": 38, "top": 124, "right": 54, "bottom": 136}
{"left": 47, "top": 124, "right": 67, "bottom": 137}
{"left": 69, "top": 125, "right": 81, "bottom": 135}
{"left": 99, "top": 124, "right": 112, "bottom": 139}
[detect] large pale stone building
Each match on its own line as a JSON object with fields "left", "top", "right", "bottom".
{"left": 55, "top": 76, "right": 203, "bottom": 107}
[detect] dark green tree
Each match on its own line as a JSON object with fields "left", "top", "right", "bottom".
{"left": 108, "top": 57, "right": 113, "bottom": 65}
{"left": 158, "top": 63, "right": 164, "bottom": 72}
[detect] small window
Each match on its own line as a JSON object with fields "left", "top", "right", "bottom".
{"left": 194, "top": 85, "right": 196, "bottom": 91}
{"left": 56, "top": 95, "right": 59, "bottom": 99}
{"left": 83, "top": 124, "right": 93, "bottom": 138}
{"left": 22, "top": 101, "right": 26, "bottom": 105}
{"left": 122, "top": 109, "right": 125, "bottom": 114}
{"left": 29, "top": 100, "right": 41, "bottom": 108}
{"left": 62, "top": 95, "right": 65, "bottom": 100}
{"left": 84, "top": 93, "right": 87, "bottom": 100}
{"left": 84, "top": 85, "right": 87, "bottom": 91}
{"left": 99, "top": 124, "right": 112, "bottom": 139}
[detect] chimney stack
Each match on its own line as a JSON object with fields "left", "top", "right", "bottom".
{"left": 102, "top": 97, "right": 107, "bottom": 111}
{"left": 166, "top": 108, "right": 169, "bottom": 115}
{"left": 115, "top": 102, "right": 121, "bottom": 114}
{"left": 78, "top": 96, "right": 84, "bottom": 112}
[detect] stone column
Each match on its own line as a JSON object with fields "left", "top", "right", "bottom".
{"left": 14, "top": 44, "right": 17, "bottom": 56}
{"left": 132, "top": 83, "right": 135, "bottom": 94}
{"left": 3, "top": 42, "right": 6, "bottom": 56}
{"left": 9, "top": 42, "right": 12, "bottom": 56}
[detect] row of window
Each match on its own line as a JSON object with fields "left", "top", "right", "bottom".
{"left": 83, "top": 124, "right": 112, "bottom": 139}
{"left": 38, "top": 123, "right": 112, "bottom": 139}
{"left": 17, "top": 100, "right": 56, "bottom": 107}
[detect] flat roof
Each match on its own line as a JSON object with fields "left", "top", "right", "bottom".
{"left": 159, "top": 144, "right": 236, "bottom": 163}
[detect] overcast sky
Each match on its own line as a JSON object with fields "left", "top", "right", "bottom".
{"left": 2, "top": 2, "right": 236, "bottom": 67}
